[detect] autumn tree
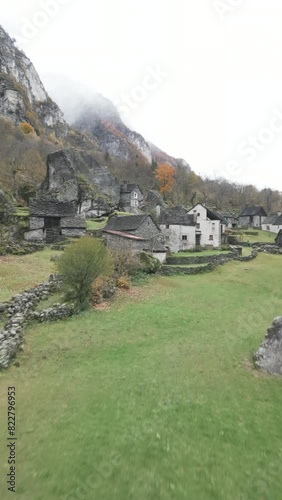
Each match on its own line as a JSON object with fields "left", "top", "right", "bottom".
{"left": 155, "top": 163, "right": 176, "bottom": 195}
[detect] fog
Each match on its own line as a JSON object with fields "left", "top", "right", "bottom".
{"left": 2, "top": 0, "right": 282, "bottom": 190}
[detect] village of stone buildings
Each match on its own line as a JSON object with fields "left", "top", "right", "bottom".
{"left": 23, "top": 178, "right": 282, "bottom": 260}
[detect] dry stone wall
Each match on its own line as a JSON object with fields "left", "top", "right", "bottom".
{"left": 0, "top": 275, "right": 74, "bottom": 369}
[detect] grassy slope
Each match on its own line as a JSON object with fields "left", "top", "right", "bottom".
{"left": 241, "top": 229, "right": 276, "bottom": 243}
{"left": 0, "top": 255, "right": 282, "bottom": 499}
{"left": 0, "top": 249, "right": 60, "bottom": 302}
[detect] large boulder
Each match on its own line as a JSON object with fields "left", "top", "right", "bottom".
{"left": 41, "top": 148, "right": 120, "bottom": 215}
{"left": 254, "top": 317, "right": 282, "bottom": 375}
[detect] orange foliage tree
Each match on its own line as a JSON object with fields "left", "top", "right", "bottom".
{"left": 155, "top": 163, "right": 176, "bottom": 194}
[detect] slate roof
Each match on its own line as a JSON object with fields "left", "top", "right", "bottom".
{"left": 273, "top": 215, "right": 282, "bottom": 225}
{"left": 239, "top": 206, "right": 267, "bottom": 217}
{"left": 120, "top": 183, "right": 143, "bottom": 194}
{"left": 159, "top": 212, "right": 196, "bottom": 226}
{"left": 144, "top": 241, "right": 167, "bottom": 252}
{"left": 263, "top": 214, "right": 280, "bottom": 225}
{"left": 30, "top": 199, "right": 76, "bottom": 218}
{"left": 188, "top": 204, "right": 225, "bottom": 222}
{"left": 104, "top": 214, "right": 159, "bottom": 232}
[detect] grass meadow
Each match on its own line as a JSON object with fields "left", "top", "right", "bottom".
{"left": 0, "top": 251, "right": 282, "bottom": 499}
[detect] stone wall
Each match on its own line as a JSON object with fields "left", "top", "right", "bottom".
{"left": 0, "top": 276, "right": 74, "bottom": 369}
{"left": 253, "top": 243, "right": 282, "bottom": 255}
{"left": 166, "top": 252, "right": 235, "bottom": 265}
{"left": 0, "top": 240, "right": 44, "bottom": 255}
{"left": 159, "top": 263, "right": 216, "bottom": 276}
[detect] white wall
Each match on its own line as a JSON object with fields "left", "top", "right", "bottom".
{"left": 153, "top": 252, "right": 167, "bottom": 263}
{"left": 160, "top": 224, "right": 196, "bottom": 253}
{"left": 187, "top": 204, "right": 224, "bottom": 248}
{"left": 261, "top": 223, "right": 281, "bottom": 234}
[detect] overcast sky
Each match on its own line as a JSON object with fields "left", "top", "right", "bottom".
{"left": 2, "top": 0, "right": 282, "bottom": 191}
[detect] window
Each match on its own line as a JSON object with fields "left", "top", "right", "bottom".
{"left": 166, "top": 224, "right": 169, "bottom": 229}
{"left": 134, "top": 200, "right": 138, "bottom": 207}
{"left": 196, "top": 223, "right": 200, "bottom": 229}
{"left": 182, "top": 235, "right": 188, "bottom": 241}
{"left": 134, "top": 192, "right": 138, "bottom": 199}
{"left": 212, "top": 222, "right": 215, "bottom": 230}
{"left": 209, "top": 235, "right": 214, "bottom": 241}
{"left": 197, "top": 212, "right": 200, "bottom": 217}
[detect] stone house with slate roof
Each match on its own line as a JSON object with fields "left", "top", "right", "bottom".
{"left": 262, "top": 214, "right": 282, "bottom": 234}
{"left": 238, "top": 206, "right": 267, "bottom": 228}
{"left": 24, "top": 199, "right": 86, "bottom": 243}
{"left": 187, "top": 203, "right": 226, "bottom": 248}
{"left": 103, "top": 214, "right": 167, "bottom": 262}
{"left": 120, "top": 183, "right": 144, "bottom": 210}
{"left": 159, "top": 207, "right": 196, "bottom": 253}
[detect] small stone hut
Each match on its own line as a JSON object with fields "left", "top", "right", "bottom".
{"left": 24, "top": 199, "right": 86, "bottom": 242}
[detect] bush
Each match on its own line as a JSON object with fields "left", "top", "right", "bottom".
{"left": 140, "top": 252, "right": 161, "bottom": 274}
{"left": 117, "top": 276, "right": 131, "bottom": 289}
{"left": 111, "top": 249, "right": 142, "bottom": 277}
{"left": 20, "top": 122, "right": 36, "bottom": 135}
{"left": 57, "top": 237, "right": 113, "bottom": 310}
{"left": 92, "top": 276, "right": 117, "bottom": 304}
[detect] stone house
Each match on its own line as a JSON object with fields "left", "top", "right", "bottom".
{"left": 187, "top": 203, "right": 226, "bottom": 248}
{"left": 103, "top": 214, "right": 167, "bottom": 262}
{"left": 238, "top": 206, "right": 267, "bottom": 228}
{"left": 24, "top": 199, "right": 86, "bottom": 243}
{"left": 261, "top": 214, "right": 282, "bottom": 234}
{"left": 159, "top": 208, "right": 196, "bottom": 253}
{"left": 221, "top": 212, "right": 238, "bottom": 229}
{"left": 120, "top": 183, "right": 144, "bottom": 210}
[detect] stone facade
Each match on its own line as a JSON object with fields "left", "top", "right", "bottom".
{"left": 103, "top": 214, "right": 166, "bottom": 260}
{"left": 238, "top": 206, "right": 267, "bottom": 228}
{"left": 24, "top": 198, "right": 86, "bottom": 242}
{"left": 120, "top": 183, "right": 144, "bottom": 210}
{"left": 254, "top": 317, "right": 282, "bottom": 375}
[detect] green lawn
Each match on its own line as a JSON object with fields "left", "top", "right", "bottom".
{"left": 0, "top": 248, "right": 61, "bottom": 302}
{"left": 241, "top": 229, "right": 276, "bottom": 243}
{"left": 1, "top": 254, "right": 282, "bottom": 499}
{"left": 86, "top": 218, "right": 108, "bottom": 231}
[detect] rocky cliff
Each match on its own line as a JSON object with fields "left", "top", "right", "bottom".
{"left": 0, "top": 26, "right": 66, "bottom": 135}
{"left": 0, "top": 24, "right": 192, "bottom": 208}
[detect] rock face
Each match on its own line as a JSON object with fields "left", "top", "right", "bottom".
{"left": 72, "top": 97, "right": 152, "bottom": 164}
{"left": 148, "top": 142, "right": 191, "bottom": 171}
{"left": 41, "top": 148, "right": 120, "bottom": 214}
{"left": 254, "top": 317, "right": 282, "bottom": 375}
{"left": 0, "top": 25, "right": 66, "bottom": 135}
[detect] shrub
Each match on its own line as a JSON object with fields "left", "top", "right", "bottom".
{"left": 117, "top": 276, "right": 131, "bottom": 289}
{"left": 92, "top": 276, "right": 117, "bottom": 304}
{"left": 57, "top": 237, "right": 113, "bottom": 311}
{"left": 20, "top": 122, "right": 36, "bottom": 135}
{"left": 140, "top": 252, "right": 161, "bottom": 274}
{"left": 111, "top": 249, "right": 142, "bottom": 277}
